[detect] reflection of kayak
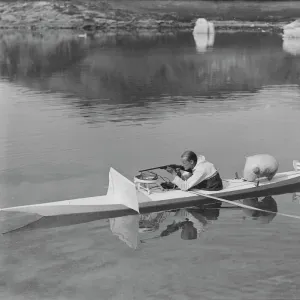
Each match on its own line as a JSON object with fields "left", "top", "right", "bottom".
{"left": 1, "top": 160, "right": 300, "bottom": 232}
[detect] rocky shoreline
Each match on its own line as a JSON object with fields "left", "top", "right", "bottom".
{"left": 0, "top": 1, "right": 287, "bottom": 33}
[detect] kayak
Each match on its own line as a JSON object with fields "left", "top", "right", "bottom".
{"left": 1, "top": 160, "right": 300, "bottom": 227}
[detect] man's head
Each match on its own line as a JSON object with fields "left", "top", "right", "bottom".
{"left": 180, "top": 220, "right": 197, "bottom": 240}
{"left": 181, "top": 151, "right": 197, "bottom": 170}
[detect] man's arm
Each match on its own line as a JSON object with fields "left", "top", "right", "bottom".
{"left": 171, "top": 169, "right": 208, "bottom": 191}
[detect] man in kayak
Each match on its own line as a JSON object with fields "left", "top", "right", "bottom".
{"left": 166, "top": 150, "right": 223, "bottom": 191}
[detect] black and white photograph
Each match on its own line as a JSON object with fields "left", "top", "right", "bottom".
{"left": 1, "top": 0, "right": 300, "bottom": 299}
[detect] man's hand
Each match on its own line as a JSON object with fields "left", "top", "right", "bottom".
{"left": 166, "top": 166, "right": 175, "bottom": 173}
{"left": 166, "top": 166, "right": 178, "bottom": 179}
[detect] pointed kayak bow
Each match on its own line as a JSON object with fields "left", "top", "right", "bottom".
{"left": 0, "top": 167, "right": 141, "bottom": 222}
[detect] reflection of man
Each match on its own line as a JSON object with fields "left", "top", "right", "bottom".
{"left": 180, "top": 219, "right": 197, "bottom": 240}
{"left": 242, "top": 196, "right": 278, "bottom": 224}
{"left": 156, "top": 204, "right": 220, "bottom": 240}
{"left": 160, "top": 218, "right": 198, "bottom": 240}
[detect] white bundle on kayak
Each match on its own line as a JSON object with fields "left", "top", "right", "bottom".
{"left": 243, "top": 154, "right": 279, "bottom": 182}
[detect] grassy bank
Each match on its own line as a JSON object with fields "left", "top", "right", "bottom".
{"left": 113, "top": 0, "right": 300, "bottom": 22}
{"left": 0, "top": 1, "right": 299, "bottom": 31}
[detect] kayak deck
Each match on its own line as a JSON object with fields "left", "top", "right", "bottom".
{"left": 139, "top": 171, "right": 300, "bottom": 202}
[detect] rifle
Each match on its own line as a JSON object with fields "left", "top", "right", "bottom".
{"left": 139, "top": 164, "right": 185, "bottom": 173}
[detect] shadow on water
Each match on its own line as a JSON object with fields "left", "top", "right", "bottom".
{"left": 1, "top": 31, "right": 300, "bottom": 124}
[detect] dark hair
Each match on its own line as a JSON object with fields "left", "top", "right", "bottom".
{"left": 181, "top": 151, "right": 197, "bottom": 163}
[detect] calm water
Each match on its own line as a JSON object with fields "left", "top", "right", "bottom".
{"left": 1, "top": 30, "right": 300, "bottom": 299}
